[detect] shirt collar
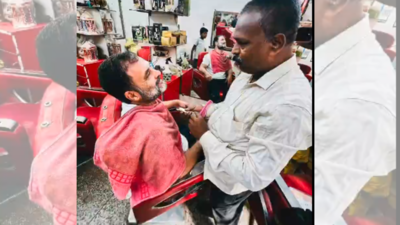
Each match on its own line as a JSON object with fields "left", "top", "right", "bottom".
{"left": 254, "top": 55, "right": 298, "bottom": 90}
{"left": 315, "top": 14, "right": 372, "bottom": 76}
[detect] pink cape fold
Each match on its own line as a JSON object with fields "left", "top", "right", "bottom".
{"left": 94, "top": 99, "right": 186, "bottom": 207}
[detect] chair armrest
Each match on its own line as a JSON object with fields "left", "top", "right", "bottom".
{"left": 76, "top": 116, "right": 88, "bottom": 124}
{"left": 0, "top": 119, "right": 18, "bottom": 132}
{"left": 173, "top": 160, "right": 204, "bottom": 187}
{"left": 274, "top": 175, "right": 302, "bottom": 208}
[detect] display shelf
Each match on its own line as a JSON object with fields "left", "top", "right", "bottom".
{"left": 130, "top": 9, "right": 184, "bottom": 17}
{"left": 141, "top": 44, "right": 185, "bottom": 48}
{"left": 77, "top": 31, "right": 117, "bottom": 36}
{"left": 77, "top": 4, "right": 116, "bottom": 12}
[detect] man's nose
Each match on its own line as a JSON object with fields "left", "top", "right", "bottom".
{"left": 232, "top": 44, "right": 240, "bottom": 55}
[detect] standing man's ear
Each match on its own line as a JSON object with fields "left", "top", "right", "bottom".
{"left": 270, "top": 34, "right": 287, "bottom": 52}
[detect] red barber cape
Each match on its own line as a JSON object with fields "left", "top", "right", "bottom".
{"left": 94, "top": 99, "right": 186, "bottom": 207}
{"left": 210, "top": 49, "right": 232, "bottom": 74}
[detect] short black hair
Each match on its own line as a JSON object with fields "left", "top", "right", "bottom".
{"left": 241, "top": 0, "right": 301, "bottom": 44}
{"left": 36, "top": 13, "right": 76, "bottom": 92}
{"left": 213, "top": 35, "right": 224, "bottom": 45}
{"left": 200, "top": 27, "right": 208, "bottom": 35}
{"left": 98, "top": 51, "right": 140, "bottom": 103}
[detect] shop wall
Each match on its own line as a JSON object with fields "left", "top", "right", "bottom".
{"left": 373, "top": 2, "right": 396, "bottom": 45}
{"left": 109, "top": 0, "right": 312, "bottom": 65}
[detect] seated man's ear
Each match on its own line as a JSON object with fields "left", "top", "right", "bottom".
{"left": 125, "top": 91, "right": 142, "bottom": 103}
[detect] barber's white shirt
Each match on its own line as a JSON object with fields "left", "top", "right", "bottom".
{"left": 200, "top": 55, "right": 312, "bottom": 195}
{"left": 314, "top": 15, "right": 396, "bottom": 225}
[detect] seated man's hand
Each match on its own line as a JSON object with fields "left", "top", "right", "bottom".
{"left": 188, "top": 112, "right": 209, "bottom": 140}
{"left": 174, "top": 100, "right": 203, "bottom": 112}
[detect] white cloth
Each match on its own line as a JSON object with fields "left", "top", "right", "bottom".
{"left": 121, "top": 103, "right": 189, "bottom": 151}
{"left": 194, "top": 37, "right": 206, "bottom": 59}
{"left": 201, "top": 53, "right": 227, "bottom": 80}
{"left": 314, "top": 15, "right": 396, "bottom": 225}
{"left": 199, "top": 55, "right": 312, "bottom": 195}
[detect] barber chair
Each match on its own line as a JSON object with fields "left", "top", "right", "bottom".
{"left": 247, "top": 175, "right": 312, "bottom": 225}
{"left": 0, "top": 72, "right": 52, "bottom": 200}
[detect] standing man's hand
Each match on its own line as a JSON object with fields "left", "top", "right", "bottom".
{"left": 205, "top": 73, "right": 213, "bottom": 81}
{"left": 188, "top": 112, "right": 209, "bottom": 139}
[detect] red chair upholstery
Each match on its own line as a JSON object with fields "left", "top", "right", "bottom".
{"left": 138, "top": 47, "right": 152, "bottom": 62}
{"left": 372, "top": 30, "right": 397, "bottom": 61}
{"left": 96, "top": 95, "right": 122, "bottom": 137}
{"left": 248, "top": 175, "right": 312, "bottom": 225}
{"left": 372, "top": 30, "right": 395, "bottom": 49}
{"left": 298, "top": 63, "right": 312, "bottom": 82}
{"left": 77, "top": 88, "right": 108, "bottom": 155}
{"left": 282, "top": 174, "right": 312, "bottom": 196}
{"left": 385, "top": 48, "right": 396, "bottom": 62}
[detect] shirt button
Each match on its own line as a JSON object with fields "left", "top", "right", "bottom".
{"left": 101, "top": 117, "right": 107, "bottom": 122}
{"left": 41, "top": 121, "right": 51, "bottom": 128}
{"left": 44, "top": 101, "right": 52, "bottom": 107}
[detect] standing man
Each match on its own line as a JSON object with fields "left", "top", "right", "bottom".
{"left": 188, "top": 0, "right": 312, "bottom": 224}
{"left": 191, "top": 27, "right": 208, "bottom": 68}
{"left": 199, "top": 35, "right": 234, "bottom": 103}
{"left": 314, "top": 0, "right": 396, "bottom": 224}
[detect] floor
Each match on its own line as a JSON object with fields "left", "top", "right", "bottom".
{"left": 0, "top": 157, "right": 253, "bottom": 225}
{"left": 76, "top": 158, "right": 253, "bottom": 225}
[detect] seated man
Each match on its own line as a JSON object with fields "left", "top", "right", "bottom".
{"left": 199, "top": 35, "right": 234, "bottom": 103}
{"left": 94, "top": 52, "right": 203, "bottom": 208}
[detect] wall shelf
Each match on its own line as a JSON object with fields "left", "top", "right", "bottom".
{"left": 129, "top": 9, "right": 184, "bottom": 17}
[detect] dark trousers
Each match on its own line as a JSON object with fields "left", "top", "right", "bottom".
{"left": 192, "top": 59, "right": 198, "bottom": 69}
{"left": 208, "top": 79, "right": 228, "bottom": 103}
{"left": 178, "top": 124, "right": 196, "bottom": 148}
{"left": 210, "top": 185, "right": 252, "bottom": 225}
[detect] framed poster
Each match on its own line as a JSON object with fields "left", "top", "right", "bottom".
{"left": 107, "top": 0, "right": 126, "bottom": 39}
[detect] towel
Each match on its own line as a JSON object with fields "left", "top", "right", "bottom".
{"left": 210, "top": 49, "right": 232, "bottom": 74}
{"left": 94, "top": 99, "right": 186, "bottom": 207}
{"left": 28, "top": 82, "right": 77, "bottom": 225}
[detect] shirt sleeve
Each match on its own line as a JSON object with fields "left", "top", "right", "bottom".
{"left": 202, "top": 54, "right": 211, "bottom": 67}
{"left": 199, "top": 104, "right": 312, "bottom": 192}
{"left": 314, "top": 99, "right": 396, "bottom": 225}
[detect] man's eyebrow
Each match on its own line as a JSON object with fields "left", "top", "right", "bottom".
{"left": 233, "top": 37, "right": 247, "bottom": 43}
{"left": 144, "top": 67, "right": 151, "bottom": 79}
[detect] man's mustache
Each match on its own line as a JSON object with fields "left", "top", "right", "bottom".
{"left": 232, "top": 55, "right": 242, "bottom": 65}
